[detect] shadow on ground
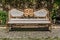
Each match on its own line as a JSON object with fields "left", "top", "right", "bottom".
{"left": 10, "top": 27, "right": 50, "bottom": 31}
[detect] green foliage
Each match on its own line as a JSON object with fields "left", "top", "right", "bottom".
{"left": 0, "top": 10, "right": 8, "bottom": 25}
{"left": 55, "top": 0, "right": 60, "bottom": 5}
{"left": 51, "top": 10, "right": 56, "bottom": 20}
{"left": 51, "top": 2, "right": 59, "bottom": 20}
{"left": 53, "top": 3, "right": 59, "bottom": 10}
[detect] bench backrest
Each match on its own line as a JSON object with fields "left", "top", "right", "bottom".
{"left": 9, "top": 8, "right": 50, "bottom": 19}
{"left": 34, "top": 8, "right": 49, "bottom": 18}
{"left": 24, "top": 8, "right": 34, "bottom": 17}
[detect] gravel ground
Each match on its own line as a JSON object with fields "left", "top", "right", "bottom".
{"left": 0, "top": 25, "right": 60, "bottom": 38}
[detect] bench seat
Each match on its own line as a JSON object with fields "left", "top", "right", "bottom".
{"left": 8, "top": 18, "right": 51, "bottom": 24}
{"left": 10, "top": 18, "right": 49, "bottom": 21}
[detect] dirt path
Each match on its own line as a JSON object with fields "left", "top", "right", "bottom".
{"left": 0, "top": 25, "right": 60, "bottom": 38}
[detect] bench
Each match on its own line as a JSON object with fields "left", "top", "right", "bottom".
{"left": 7, "top": 8, "right": 52, "bottom": 30}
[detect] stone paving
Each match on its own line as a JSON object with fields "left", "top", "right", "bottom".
{"left": 0, "top": 25, "right": 60, "bottom": 38}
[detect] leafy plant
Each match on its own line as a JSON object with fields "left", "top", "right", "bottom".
{"left": 51, "top": 3, "right": 59, "bottom": 20}
{"left": 0, "top": 10, "right": 8, "bottom": 25}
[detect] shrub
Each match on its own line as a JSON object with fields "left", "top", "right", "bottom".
{"left": 0, "top": 10, "right": 8, "bottom": 25}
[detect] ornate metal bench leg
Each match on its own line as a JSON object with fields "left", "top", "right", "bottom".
{"left": 6, "top": 24, "right": 12, "bottom": 32}
{"left": 49, "top": 25, "right": 52, "bottom": 32}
